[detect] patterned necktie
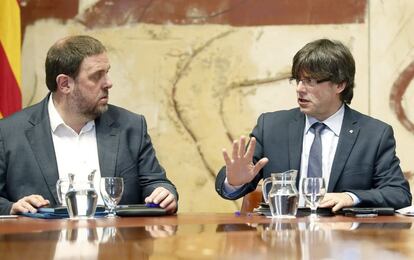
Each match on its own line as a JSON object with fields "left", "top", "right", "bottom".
{"left": 308, "top": 122, "right": 326, "bottom": 178}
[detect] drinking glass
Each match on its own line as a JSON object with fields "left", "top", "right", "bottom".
{"left": 100, "top": 177, "right": 124, "bottom": 217}
{"left": 301, "top": 177, "right": 326, "bottom": 219}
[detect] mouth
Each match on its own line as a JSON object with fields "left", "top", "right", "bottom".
{"left": 99, "top": 95, "right": 109, "bottom": 103}
{"left": 297, "top": 97, "right": 310, "bottom": 106}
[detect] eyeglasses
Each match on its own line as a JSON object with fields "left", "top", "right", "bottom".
{"left": 289, "top": 77, "right": 330, "bottom": 87}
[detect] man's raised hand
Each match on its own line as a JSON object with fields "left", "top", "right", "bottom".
{"left": 222, "top": 136, "right": 268, "bottom": 186}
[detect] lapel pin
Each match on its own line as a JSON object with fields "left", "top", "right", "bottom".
{"left": 349, "top": 130, "right": 354, "bottom": 134}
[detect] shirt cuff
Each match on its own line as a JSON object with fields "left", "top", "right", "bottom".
{"left": 223, "top": 177, "right": 244, "bottom": 195}
{"left": 345, "top": 192, "right": 361, "bottom": 206}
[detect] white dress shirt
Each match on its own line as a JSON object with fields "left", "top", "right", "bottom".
{"left": 48, "top": 95, "right": 103, "bottom": 204}
{"left": 300, "top": 105, "right": 344, "bottom": 193}
{"left": 297, "top": 105, "right": 343, "bottom": 206}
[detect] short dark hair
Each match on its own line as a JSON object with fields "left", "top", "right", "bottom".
{"left": 291, "top": 39, "right": 355, "bottom": 104}
{"left": 45, "top": 35, "right": 107, "bottom": 92}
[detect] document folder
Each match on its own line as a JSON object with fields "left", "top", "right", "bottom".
{"left": 115, "top": 204, "right": 167, "bottom": 216}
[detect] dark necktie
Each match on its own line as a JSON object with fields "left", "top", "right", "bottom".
{"left": 308, "top": 122, "right": 326, "bottom": 178}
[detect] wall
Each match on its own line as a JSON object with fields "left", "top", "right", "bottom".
{"left": 19, "top": 0, "right": 414, "bottom": 212}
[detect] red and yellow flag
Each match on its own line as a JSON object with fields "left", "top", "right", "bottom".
{"left": 0, "top": 0, "right": 22, "bottom": 118}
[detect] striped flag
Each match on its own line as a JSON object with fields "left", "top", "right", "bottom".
{"left": 0, "top": 0, "right": 22, "bottom": 118}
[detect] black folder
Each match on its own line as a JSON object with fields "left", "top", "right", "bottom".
{"left": 340, "top": 207, "right": 395, "bottom": 216}
{"left": 115, "top": 204, "right": 167, "bottom": 217}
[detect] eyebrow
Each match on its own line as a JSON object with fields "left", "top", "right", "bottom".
{"left": 90, "top": 65, "right": 110, "bottom": 75}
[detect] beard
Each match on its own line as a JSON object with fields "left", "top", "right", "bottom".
{"left": 69, "top": 85, "right": 108, "bottom": 121}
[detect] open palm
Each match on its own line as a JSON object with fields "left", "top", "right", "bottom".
{"left": 222, "top": 136, "right": 269, "bottom": 186}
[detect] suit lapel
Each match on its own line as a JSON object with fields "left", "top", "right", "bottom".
{"left": 289, "top": 110, "right": 305, "bottom": 186}
{"left": 96, "top": 110, "right": 120, "bottom": 178}
{"left": 328, "top": 106, "right": 359, "bottom": 192}
{"left": 25, "top": 96, "right": 60, "bottom": 204}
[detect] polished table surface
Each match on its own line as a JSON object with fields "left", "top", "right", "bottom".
{"left": 1, "top": 213, "right": 414, "bottom": 259}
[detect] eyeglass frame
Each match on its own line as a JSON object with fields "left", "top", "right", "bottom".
{"left": 289, "top": 77, "right": 331, "bottom": 87}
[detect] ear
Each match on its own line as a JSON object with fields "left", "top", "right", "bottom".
{"left": 56, "top": 74, "right": 73, "bottom": 94}
{"left": 336, "top": 82, "right": 346, "bottom": 94}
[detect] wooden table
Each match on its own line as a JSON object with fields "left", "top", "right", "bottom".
{"left": 1, "top": 213, "right": 413, "bottom": 259}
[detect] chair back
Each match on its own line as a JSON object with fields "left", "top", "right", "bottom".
{"left": 240, "top": 185, "right": 262, "bottom": 213}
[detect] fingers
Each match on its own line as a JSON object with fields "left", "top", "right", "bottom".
{"left": 244, "top": 137, "right": 256, "bottom": 160}
{"left": 332, "top": 193, "right": 353, "bottom": 212}
{"left": 319, "top": 194, "right": 335, "bottom": 208}
{"left": 226, "top": 136, "right": 255, "bottom": 163}
{"left": 144, "top": 190, "right": 157, "bottom": 204}
{"left": 222, "top": 136, "right": 265, "bottom": 186}
{"left": 11, "top": 201, "right": 35, "bottom": 214}
{"left": 163, "top": 199, "right": 177, "bottom": 214}
{"left": 28, "top": 195, "right": 50, "bottom": 208}
{"left": 10, "top": 195, "right": 50, "bottom": 214}
{"left": 319, "top": 193, "right": 353, "bottom": 212}
{"left": 145, "top": 187, "right": 177, "bottom": 214}
{"left": 332, "top": 201, "right": 346, "bottom": 212}
{"left": 222, "top": 149, "right": 232, "bottom": 166}
{"left": 232, "top": 140, "right": 239, "bottom": 160}
{"left": 158, "top": 193, "right": 175, "bottom": 208}
{"left": 253, "top": 157, "right": 269, "bottom": 175}
{"left": 238, "top": 136, "right": 246, "bottom": 158}
{"left": 145, "top": 187, "right": 168, "bottom": 204}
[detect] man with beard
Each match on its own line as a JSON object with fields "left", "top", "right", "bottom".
{"left": 0, "top": 35, "right": 178, "bottom": 215}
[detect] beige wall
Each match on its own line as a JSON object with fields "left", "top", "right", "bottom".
{"left": 20, "top": 0, "right": 414, "bottom": 212}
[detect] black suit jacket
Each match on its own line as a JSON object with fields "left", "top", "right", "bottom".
{"left": 216, "top": 106, "right": 411, "bottom": 209}
{"left": 0, "top": 95, "right": 178, "bottom": 214}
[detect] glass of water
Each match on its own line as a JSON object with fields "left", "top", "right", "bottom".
{"left": 301, "top": 177, "right": 326, "bottom": 219}
{"left": 100, "top": 177, "right": 124, "bottom": 217}
{"left": 65, "top": 172, "right": 99, "bottom": 219}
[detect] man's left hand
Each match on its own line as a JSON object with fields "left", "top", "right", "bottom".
{"left": 145, "top": 187, "right": 177, "bottom": 214}
{"left": 319, "top": 192, "right": 354, "bottom": 212}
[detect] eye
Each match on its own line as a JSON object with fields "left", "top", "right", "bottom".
{"left": 305, "top": 79, "right": 313, "bottom": 85}
{"left": 90, "top": 71, "right": 105, "bottom": 82}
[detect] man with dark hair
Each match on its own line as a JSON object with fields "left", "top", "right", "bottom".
{"left": 216, "top": 39, "right": 411, "bottom": 211}
{"left": 0, "top": 35, "right": 178, "bottom": 215}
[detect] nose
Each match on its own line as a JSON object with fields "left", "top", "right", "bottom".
{"left": 296, "top": 80, "right": 306, "bottom": 92}
{"left": 103, "top": 74, "right": 112, "bottom": 89}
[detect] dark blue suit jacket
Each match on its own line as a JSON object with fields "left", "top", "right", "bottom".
{"left": 0, "top": 95, "right": 178, "bottom": 214}
{"left": 216, "top": 105, "right": 411, "bottom": 209}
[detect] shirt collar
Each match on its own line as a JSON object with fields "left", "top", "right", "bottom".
{"left": 48, "top": 94, "right": 95, "bottom": 134}
{"left": 305, "top": 104, "right": 345, "bottom": 136}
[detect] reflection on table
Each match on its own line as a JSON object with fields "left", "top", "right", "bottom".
{"left": 0, "top": 213, "right": 413, "bottom": 259}
{"left": 0, "top": 224, "right": 177, "bottom": 259}
{"left": 259, "top": 221, "right": 412, "bottom": 259}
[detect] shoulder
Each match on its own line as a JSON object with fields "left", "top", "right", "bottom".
{"left": 251, "top": 108, "right": 303, "bottom": 133}
{"left": 0, "top": 101, "right": 46, "bottom": 132}
{"left": 346, "top": 107, "right": 390, "bottom": 130}
{"left": 259, "top": 107, "right": 302, "bottom": 122}
{"left": 101, "top": 104, "right": 146, "bottom": 128}
{"left": 106, "top": 104, "right": 144, "bottom": 119}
